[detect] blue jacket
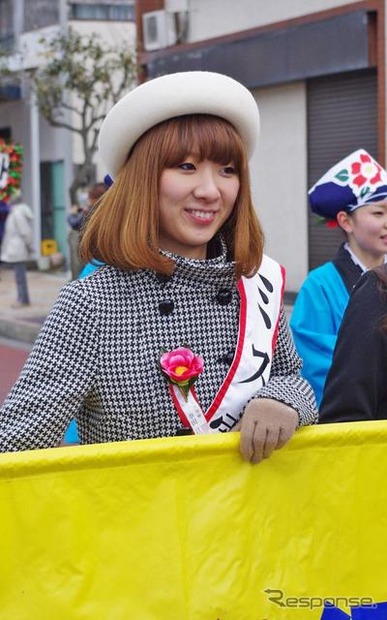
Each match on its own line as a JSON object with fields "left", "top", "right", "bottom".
{"left": 290, "top": 244, "right": 363, "bottom": 406}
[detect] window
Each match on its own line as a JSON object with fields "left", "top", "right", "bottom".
{"left": 0, "top": 0, "right": 14, "bottom": 50}
{"left": 69, "top": 3, "right": 135, "bottom": 21}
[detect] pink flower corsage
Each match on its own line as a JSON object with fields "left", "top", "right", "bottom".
{"left": 160, "top": 347, "right": 204, "bottom": 401}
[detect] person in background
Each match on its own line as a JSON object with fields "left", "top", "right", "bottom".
{"left": 67, "top": 182, "right": 108, "bottom": 279}
{"left": 0, "top": 71, "right": 317, "bottom": 462}
{"left": 0, "top": 191, "right": 34, "bottom": 308}
{"left": 290, "top": 149, "right": 387, "bottom": 406}
{"left": 319, "top": 263, "right": 387, "bottom": 422}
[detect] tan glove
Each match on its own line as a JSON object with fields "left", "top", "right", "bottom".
{"left": 234, "top": 398, "right": 299, "bottom": 464}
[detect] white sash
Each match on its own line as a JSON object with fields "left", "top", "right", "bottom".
{"left": 171, "top": 255, "right": 285, "bottom": 434}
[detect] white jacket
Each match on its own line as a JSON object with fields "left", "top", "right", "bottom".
{"left": 1, "top": 202, "right": 34, "bottom": 263}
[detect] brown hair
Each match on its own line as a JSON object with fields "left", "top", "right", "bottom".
{"left": 80, "top": 114, "right": 264, "bottom": 279}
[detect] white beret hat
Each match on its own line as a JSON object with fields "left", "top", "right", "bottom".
{"left": 98, "top": 71, "right": 260, "bottom": 179}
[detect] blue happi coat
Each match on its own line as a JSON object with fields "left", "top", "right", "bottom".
{"left": 290, "top": 244, "right": 364, "bottom": 406}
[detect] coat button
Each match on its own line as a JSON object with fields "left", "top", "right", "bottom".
{"left": 216, "top": 288, "right": 232, "bottom": 305}
{"left": 159, "top": 299, "right": 174, "bottom": 315}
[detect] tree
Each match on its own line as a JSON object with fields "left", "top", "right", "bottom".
{"left": 30, "top": 28, "right": 137, "bottom": 204}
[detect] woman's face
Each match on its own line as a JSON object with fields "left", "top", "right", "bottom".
{"left": 342, "top": 200, "right": 387, "bottom": 266}
{"left": 158, "top": 155, "right": 240, "bottom": 259}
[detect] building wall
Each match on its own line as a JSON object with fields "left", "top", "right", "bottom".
{"left": 187, "top": 0, "right": 360, "bottom": 40}
{"left": 250, "top": 82, "right": 308, "bottom": 290}
{"left": 39, "top": 116, "right": 71, "bottom": 163}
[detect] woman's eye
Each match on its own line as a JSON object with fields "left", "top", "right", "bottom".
{"left": 178, "top": 162, "right": 196, "bottom": 171}
{"left": 221, "top": 165, "right": 237, "bottom": 176}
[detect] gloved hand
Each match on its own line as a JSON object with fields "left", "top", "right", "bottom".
{"left": 234, "top": 398, "right": 299, "bottom": 464}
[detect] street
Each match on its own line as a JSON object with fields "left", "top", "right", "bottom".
{"left": 0, "top": 337, "right": 32, "bottom": 404}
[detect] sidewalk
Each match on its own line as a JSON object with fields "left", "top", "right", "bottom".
{"left": 0, "top": 267, "right": 69, "bottom": 343}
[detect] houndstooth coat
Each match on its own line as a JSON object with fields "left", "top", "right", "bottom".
{"left": 0, "top": 246, "right": 317, "bottom": 452}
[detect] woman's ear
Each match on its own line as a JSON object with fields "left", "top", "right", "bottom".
{"left": 336, "top": 210, "right": 352, "bottom": 233}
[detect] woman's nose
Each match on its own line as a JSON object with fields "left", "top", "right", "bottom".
{"left": 193, "top": 171, "right": 221, "bottom": 200}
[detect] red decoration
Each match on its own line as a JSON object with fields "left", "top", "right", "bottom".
{"left": 351, "top": 152, "right": 382, "bottom": 188}
{"left": 325, "top": 219, "right": 338, "bottom": 229}
{"left": 0, "top": 140, "right": 23, "bottom": 203}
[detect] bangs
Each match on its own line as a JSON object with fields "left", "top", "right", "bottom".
{"left": 157, "top": 115, "right": 246, "bottom": 171}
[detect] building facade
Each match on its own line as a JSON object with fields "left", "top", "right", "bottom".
{"left": 137, "top": 0, "right": 386, "bottom": 293}
{"left": 0, "top": 0, "right": 135, "bottom": 262}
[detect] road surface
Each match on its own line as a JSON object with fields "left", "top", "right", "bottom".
{"left": 0, "top": 337, "right": 32, "bottom": 403}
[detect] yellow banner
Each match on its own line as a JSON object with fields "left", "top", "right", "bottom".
{"left": 1, "top": 422, "right": 387, "bottom": 619}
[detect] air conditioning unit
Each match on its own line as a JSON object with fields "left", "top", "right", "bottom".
{"left": 142, "top": 10, "right": 177, "bottom": 52}
{"left": 165, "top": 0, "right": 188, "bottom": 11}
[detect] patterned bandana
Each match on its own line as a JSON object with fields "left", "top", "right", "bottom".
{"left": 308, "top": 149, "right": 387, "bottom": 219}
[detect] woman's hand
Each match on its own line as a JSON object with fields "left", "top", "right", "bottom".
{"left": 234, "top": 398, "right": 299, "bottom": 464}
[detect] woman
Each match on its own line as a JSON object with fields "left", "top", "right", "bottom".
{"left": 0, "top": 71, "right": 316, "bottom": 462}
{"left": 319, "top": 264, "right": 387, "bottom": 422}
{"left": 290, "top": 149, "right": 387, "bottom": 405}
{"left": 1, "top": 192, "right": 34, "bottom": 308}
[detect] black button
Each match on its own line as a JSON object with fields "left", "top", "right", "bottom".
{"left": 216, "top": 288, "right": 232, "bottom": 306}
{"left": 159, "top": 299, "right": 174, "bottom": 315}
